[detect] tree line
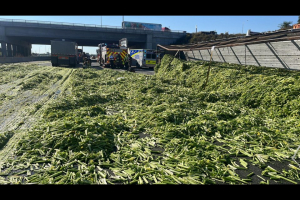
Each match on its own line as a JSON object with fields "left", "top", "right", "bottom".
{"left": 173, "top": 32, "right": 246, "bottom": 45}
{"left": 278, "top": 16, "right": 300, "bottom": 30}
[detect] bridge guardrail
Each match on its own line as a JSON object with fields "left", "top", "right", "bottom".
{"left": 0, "top": 18, "right": 186, "bottom": 33}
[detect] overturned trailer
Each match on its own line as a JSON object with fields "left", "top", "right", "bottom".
{"left": 157, "top": 29, "right": 300, "bottom": 70}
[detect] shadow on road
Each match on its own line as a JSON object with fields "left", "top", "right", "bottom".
{"left": 135, "top": 67, "right": 154, "bottom": 71}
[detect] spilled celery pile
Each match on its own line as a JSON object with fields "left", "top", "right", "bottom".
{"left": 1, "top": 55, "right": 300, "bottom": 184}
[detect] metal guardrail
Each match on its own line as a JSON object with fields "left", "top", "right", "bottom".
{"left": 0, "top": 18, "right": 186, "bottom": 33}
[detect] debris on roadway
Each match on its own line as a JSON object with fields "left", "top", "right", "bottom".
{"left": 0, "top": 55, "right": 300, "bottom": 185}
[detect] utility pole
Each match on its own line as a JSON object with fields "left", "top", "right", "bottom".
{"left": 196, "top": 25, "right": 197, "bottom": 33}
{"left": 101, "top": 16, "right": 102, "bottom": 27}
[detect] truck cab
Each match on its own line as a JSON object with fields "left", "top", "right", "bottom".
{"left": 162, "top": 27, "right": 171, "bottom": 32}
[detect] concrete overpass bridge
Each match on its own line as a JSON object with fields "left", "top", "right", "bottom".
{"left": 0, "top": 18, "right": 186, "bottom": 57}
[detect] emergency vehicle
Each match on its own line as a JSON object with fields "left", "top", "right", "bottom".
{"left": 97, "top": 38, "right": 128, "bottom": 68}
{"left": 129, "top": 49, "right": 158, "bottom": 69}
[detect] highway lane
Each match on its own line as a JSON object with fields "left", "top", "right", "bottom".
{"left": 28, "top": 60, "right": 155, "bottom": 76}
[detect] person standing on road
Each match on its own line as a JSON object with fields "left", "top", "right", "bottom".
{"left": 127, "top": 54, "right": 133, "bottom": 72}
{"left": 109, "top": 53, "right": 115, "bottom": 68}
{"left": 124, "top": 53, "right": 128, "bottom": 70}
{"left": 116, "top": 53, "right": 121, "bottom": 67}
{"left": 128, "top": 54, "right": 132, "bottom": 68}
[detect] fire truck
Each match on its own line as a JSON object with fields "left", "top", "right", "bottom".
{"left": 97, "top": 38, "right": 129, "bottom": 69}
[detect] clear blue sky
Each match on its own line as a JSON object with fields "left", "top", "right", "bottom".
{"left": 0, "top": 15, "right": 298, "bottom": 54}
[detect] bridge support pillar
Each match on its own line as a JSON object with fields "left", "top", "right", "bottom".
{"left": 15, "top": 45, "right": 19, "bottom": 56}
{"left": 24, "top": 46, "right": 30, "bottom": 57}
{"left": 1, "top": 42, "right": 6, "bottom": 57}
{"left": 18, "top": 45, "right": 24, "bottom": 56}
{"left": 27, "top": 46, "right": 31, "bottom": 56}
{"left": 23, "top": 46, "right": 27, "bottom": 57}
{"left": 12, "top": 44, "right": 16, "bottom": 56}
{"left": 146, "top": 34, "right": 153, "bottom": 49}
{"left": 7, "top": 43, "right": 12, "bottom": 57}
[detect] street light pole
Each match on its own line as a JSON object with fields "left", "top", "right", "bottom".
{"left": 242, "top": 20, "right": 248, "bottom": 34}
{"left": 242, "top": 23, "right": 244, "bottom": 34}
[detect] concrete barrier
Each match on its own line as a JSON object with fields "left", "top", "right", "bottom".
{"left": 0, "top": 56, "right": 51, "bottom": 63}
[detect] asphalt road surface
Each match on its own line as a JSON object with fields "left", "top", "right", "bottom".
{"left": 29, "top": 60, "right": 155, "bottom": 76}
